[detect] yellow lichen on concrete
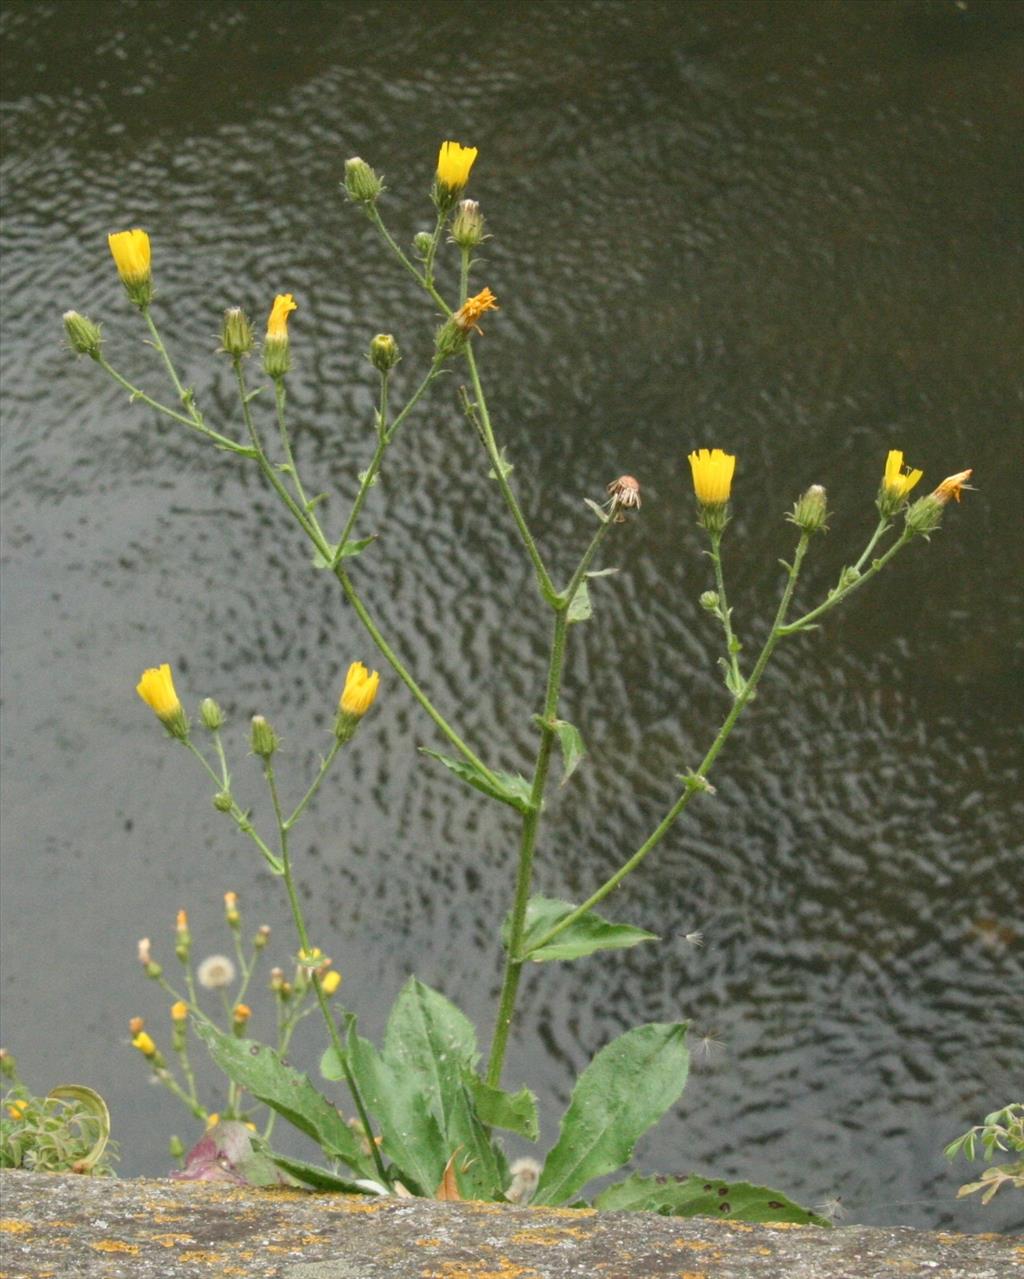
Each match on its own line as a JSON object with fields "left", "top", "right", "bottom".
{"left": 178, "top": 1250, "right": 228, "bottom": 1264}
{"left": 677, "top": 1271, "right": 708, "bottom": 1279}
{"left": 508, "top": 1225, "right": 590, "bottom": 1245}
{"left": 149, "top": 1231, "right": 196, "bottom": 1246}
{"left": 421, "top": 1258, "right": 541, "bottom": 1279}
{"left": 0, "top": 1219, "right": 33, "bottom": 1234}
{"left": 90, "top": 1240, "right": 141, "bottom": 1254}
{"left": 762, "top": 1221, "right": 802, "bottom": 1230}
{"left": 415, "top": 1237, "right": 444, "bottom": 1246}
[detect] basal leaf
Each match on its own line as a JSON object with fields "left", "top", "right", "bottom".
{"left": 268, "top": 1152, "right": 369, "bottom": 1194}
{"left": 192, "top": 1020, "right": 372, "bottom": 1177}
{"left": 534, "top": 1022, "right": 689, "bottom": 1205}
{"left": 420, "top": 749, "right": 534, "bottom": 813}
{"left": 595, "top": 1172, "right": 831, "bottom": 1227}
{"left": 509, "top": 896, "right": 658, "bottom": 963}
{"left": 470, "top": 1078, "right": 539, "bottom": 1142}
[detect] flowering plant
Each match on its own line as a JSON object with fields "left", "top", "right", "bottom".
{"left": 64, "top": 141, "right": 971, "bottom": 1219}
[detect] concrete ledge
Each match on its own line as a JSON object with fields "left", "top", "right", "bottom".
{"left": 0, "top": 1171, "right": 1018, "bottom": 1278}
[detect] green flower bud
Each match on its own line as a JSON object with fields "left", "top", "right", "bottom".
{"left": 219, "top": 307, "right": 254, "bottom": 358}
{"left": 413, "top": 231, "right": 433, "bottom": 258}
{"left": 789, "top": 484, "right": 828, "bottom": 535}
{"left": 343, "top": 156, "right": 383, "bottom": 204}
{"left": 450, "top": 199, "right": 486, "bottom": 249}
{"left": 434, "top": 317, "right": 469, "bottom": 361}
{"left": 199, "top": 697, "right": 224, "bottom": 731}
{"left": 369, "top": 333, "right": 400, "bottom": 373}
{"left": 63, "top": 310, "right": 103, "bottom": 359}
{"left": 212, "top": 790, "right": 233, "bottom": 813}
{"left": 169, "top": 1135, "right": 185, "bottom": 1160}
{"left": 250, "top": 715, "right": 279, "bottom": 760}
{"left": 699, "top": 590, "right": 720, "bottom": 612}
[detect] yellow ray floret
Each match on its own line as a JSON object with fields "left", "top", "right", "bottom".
{"left": 882, "top": 449, "right": 923, "bottom": 498}
{"left": 339, "top": 661, "right": 380, "bottom": 718}
{"left": 266, "top": 293, "right": 297, "bottom": 341}
{"left": 108, "top": 229, "right": 151, "bottom": 285}
{"left": 136, "top": 663, "right": 181, "bottom": 719}
{"left": 437, "top": 140, "right": 478, "bottom": 190}
{"left": 688, "top": 448, "right": 736, "bottom": 505}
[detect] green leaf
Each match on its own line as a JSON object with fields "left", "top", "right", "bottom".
{"left": 46, "top": 1086, "right": 111, "bottom": 1172}
{"left": 488, "top": 447, "right": 514, "bottom": 481}
{"left": 269, "top": 1152, "right": 371, "bottom": 1193}
{"left": 533, "top": 1022, "right": 689, "bottom": 1205}
{"left": 420, "top": 749, "right": 534, "bottom": 813}
{"left": 338, "top": 536, "right": 376, "bottom": 559}
{"left": 509, "top": 896, "right": 658, "bottom": 964}
{"left": 552, "top": 719, "right": 586, "bottom": 786}
{"left": 311, "top": 548, "right": 334, "bottom": 570}
{"left": 566, "top": 579, "right": 592, "bottom": 623}
{"left": 192, "top": 1020, "right": 373, "bottom": 1178}
{"left": 469, "top": 1079, "right": 539, "bottom": 1142}
{"left": 595, "top": 1172, "right": 832, "bottom": 1227}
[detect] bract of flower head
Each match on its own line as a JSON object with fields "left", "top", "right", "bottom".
{"left": 339, "top": 661, "right": 380, "bottom": 719}
{"left": 108, "top": 229, "right": 151, "bottom": 285}
{"left": 933, "top": 468, "right": 973, "bottom": 504}
{"left": 266, "top": 293, "right": 297, "bottom": 342}
{"left": 454, "top": 287, "right": 499, "bottom": 334}
{"left": 436, "top": 140, "right": 478, "bottom": 191}
{"left": 688, "top": 449, "right": 736, "bottom": 506}
{"left": 136, "top": 664, "right": 181, "bottom": 718}
{"left": 882, "top": 449, "right": 924, "bottom": 500}
{"left": 197, "top": 954, "right": 237, "bottom": 989}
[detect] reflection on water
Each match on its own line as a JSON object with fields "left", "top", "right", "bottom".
{"left": 1, "top": 0, "right": 1021, "bottom": 1231}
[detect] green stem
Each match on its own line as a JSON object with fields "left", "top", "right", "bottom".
{"left": 273, "top": 377, "right": 322, "bottom": 536}
{"left": 366, "top": 206, "right": 451, "bottom": 315}
{"left": 851, "top": 516, "right": 892, "bottom": 575}
{"left": 331, "top": 564, "right": 504, "bottom": 789}
{"left": 286, "top": 740, "right": 343, "bottom": 828}
{"left": 779, "top": 527, "right": 910, "bottom": 635}
{"left": 183, "top": 740, "right": 283, "bottom": 874}
{"left": 520, "top": 534, "right": 812, "bottom": 959}
{"left": 263, "top": 760, "right": 390, "bottom": 1188}
{"left": 708, "top": 529, "right": 744, "bottom": 693}
{"left": 459, "top": 245, "right": 471, "bottom": 306}
{"left": 97, "top": 357, "right": 253, "bottom": 455}
{"left": 142, "top": 307, "right": 198, "bottom": 418}
{"left": 464, "top": 345, "right": 557, "bottom": 603}
{"left": 486, "top": 608, "right": 570, "bottom": 1086}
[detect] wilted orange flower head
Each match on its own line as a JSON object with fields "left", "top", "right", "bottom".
{"left": 266, "top": 293, "right": 297, "bottom": 341}
{"left": 933, "top": 468, "right": 973, "bottom": 504}
{"left": 454, "top": 287, "right": 499, "bottom": 334}
{"left": 436, "top": 140, "right": 478, "bottom": 191}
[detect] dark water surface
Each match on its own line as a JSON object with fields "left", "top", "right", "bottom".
{"left": 1, "top": 0, "right": 1021, "bottom": 1231}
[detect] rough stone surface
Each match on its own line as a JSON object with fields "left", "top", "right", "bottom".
{"left": 0, "top": 1171, "right": 1019, "bottom": 1278}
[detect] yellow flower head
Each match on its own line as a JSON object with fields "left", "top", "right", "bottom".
{"left": 132, "top": 1031, "right": 157, "bottom": 1058}
{"left": 932, "top": 468, "right": 973, "bottom": 504}
{"left": 437, "top": 140, "right": 478, "bottom": 191}
{"left": 339, "top": 661, "right": 380, "bottom": 718}
{"left": 170, "top": 1000, "right": 189, "bottom": 1022}
{"left": 688, "top": 449, "right": 736, "bottom": 506}
{"left": 108, "top": 229, "right": 151, "bottom": 286}
{"left": 882, "top": 450, "right": 923, "bottom": 499}
{"left": 7, "top": 1099, "right": 29, "bottom": 1120}
{"left": 175, "top": 909, "right": 188, "bottom": 933}
{"left": 232, "top": 1003, "right": 252, "bottom": 1023}
{"left": 454, "top": 287, "right": 499, "bottom": 335}
{"left": 321, "top": 970, "right": 342, "bottom": 995}
{"left": 266, "top": 293, "right": 297, "bottom": 342}
{"left": 136, "top": 664, "right": 183, "bottom": 723}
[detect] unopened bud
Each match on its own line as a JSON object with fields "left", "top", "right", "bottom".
{"left": 174, "top": 909, "right": 191, "bottom": 961}
{"left": 129, "top": 1015, "right": 145, "bottom": 1036}
{"left": 250, "top": 714, "right": 278, "bottom": 760}
{"left": 219, "top": 307, "right": 254, "bottom": 358}
{"left": 413, "top": 231, "right": 434, "bottom": 258}
{"left": 63, "top": 310, "right": 103, "bottom": 359}
{"left": 789, "top": 484, "right": 828, "bottom": 535}
{"left": 224, "top": 891, "right": 240, "bottom": 927}
{"left": 169, "top": 1135, "right": 185, "bottom": 1160}
{"left": 699, "top": 590, "right": 720, "bottom": 612}
{"left": 369, "top": 333, "right": 400, "bottom": 373}
{"left": 344, "top": 156, "right": 384, "bottom": 204}
{"left": 254, "top": 924, "right": 271, "bottom": 950}
{"left": 905, "top": 469, "right": 973, "bottom": 538}
{"left": 450, "top": 199, "right": 485, "bottom": 249}
{"left": 199, "top": 697, "right": 224, "bottom": 731}
{"left": 231, "top": 1003, "right": 252, "bottom": 1035}
{"left": 213, "top": 790, "right": 233, "bottom": 813}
